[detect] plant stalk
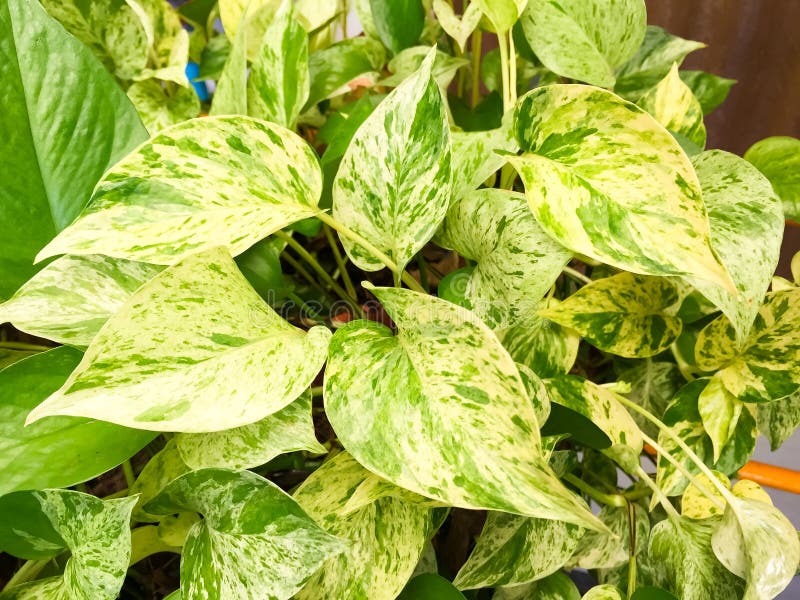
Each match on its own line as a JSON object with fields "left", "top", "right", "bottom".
{"left": 322, "top": 224, "right": 358, "bottom": 300}
{"left": 562, "top": 265, "right": 593, "bottom": 285}
{"left": 563, "top": 472, "right": 627, "bottom": 508}
{"left": 470, "top": 29, "right": 482, "bottom": 107}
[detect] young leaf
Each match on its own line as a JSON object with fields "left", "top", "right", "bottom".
{"left": 637, "top": 64, "right": 707, "bottom": 150}
{"left": 711, "top": 497, "right": 799, "bottom": 600}
{"left": 493, "top": 571, "right": 581, "bottom": 600}
{"left": 294, "top": 453, "right": 439, "bottom": 600}
{"left": 475, "top": 0, "right": 528, "bottom": 34}
{"left": 127, "top": 80, "right": 201, "bottom": 133}
{"left": 0, "top": 348, "right": 155, "bottom": 497}
{"left": 744, "top": 136, "right": 800, "bottom": 221}
{"left": 248, "top": 0, "right": 310, "bottom": 127}
{"left": 432, "top": 0, "right": 482, "bottom": 52}
{"left": 306, "top": 37, "right": 387, "bottom": 107}
{"left": 648, "top": 516, "right": 744, "bottom": 600}
{"left": 27, "top": 247, "right": 331, "bottom": 432}
{"left": 757, "top": 390, "right": 800, "bottom": 450}
{"left": 37, "top": 117, "right": 323, "bottom": 265}
{"left": 697, "top": 377, "right": 744, "bottom": 462}
{"left": 519, "top": 0, "right": 646, "bottom": 87}
{"left": 509, "top": 85, "right": 734, "bottom": 291}
{"left": 0, "top": 255, "right": 161, "bottom": 346}
{"left": 144, "top": 468, "right": 347, "bottom": 600}
{"left": 617, "top": 360, "right": 684, "bottom": 438}
{"left": 325, "top": 285, "right": 604, "bottom": 530}
{"left": 679, "top": 71, "right": 736, "bottom": 115}
{"left": 696, "top": 289, "right": 800, "bottom": 403}
{"left": 687, "top": 151, "right": 783, "bottom": 343}
{"left": 538, "top": 272, "right": 682, "bottom": 358}
{"left": 332, "top": 49, "right": 451, "bottom": 273}
{"left": 368, "top": 0, "right": 425, "bottom": 54}
{"left": 0, "top": 0, "right": 148, "bottom": 299}
{"left": 453, "top": 511, "right": 583, "bottom": 589}
{"left": 569, "top": 504, "right": 649, "bottom": 570}
{"left": 436, "top": 189, "right": 571, "bottom": 330}
{"left": 0, "top": 490, "right": 137, "bottom": 599}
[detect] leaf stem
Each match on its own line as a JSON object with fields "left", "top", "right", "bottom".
{"left": 122, "top": 460, "right": 136, "bottom": 489}
{"left": 563, "top": 472, "right": 627, "bottom": 508}
{"left": 470, "top": 29, "right": 482, "bottom": 108}
{"left": 315, "top": 212, "right": 426, "bottom": 293}
{"left": 507, "top": 29, "right": 517, "bottom": 106}
{"left": 626, "top": 499, "right": 637, "bottom": 599}
{"left": 562, "top": 265, "right": 593, "bottom": 285}
{"left": 634, "top": 465, "right": 679, "bottom": 519}
{"left": 2, "top": 558, "right": 50, "bottom": 591}
{"left": 497, "top": 31, "right": 511, "bottom": 111}
{"left": 0, "top": 341, "right": 51, "bottom": 352}
{"left": 322, "top": 224, "right": 358, "bottom": 300}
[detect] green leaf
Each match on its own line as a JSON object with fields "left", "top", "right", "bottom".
{"left": 569, "top": 503, "right": 649, "bottom": 570}
{"left": 380, "top": 47, "right": 469, "bottom": 90}
{"left": 0, "top": 349, "right": 38, "bottom": 371}
{"left": 144, "top": 468, "right": 346, "bottom": 600}
{"left": 711, "top": 496, "right": 799, "bottom": 600}
{"left": 519, "top": 0, "right": 646, "bottom": 87}
{"left": 436, "top": 188, "right": 571, "bottom": 330}
{"left": 0, "top": 348, "right": 155, "bottom": 497}
{"left": 248, "top": 0, "right": 309, "bottom": 127}
{"left": 744, "top": 136, "right": 800, "bottom": 221}
{"left": 0, "top": 0, "right": 148, "bottom": 300}
{"left": 493, "top": 571, "right": 581, "bottom": 600}
{"left": 696, "top": 289, "right": 800, "bottom": 403}
{"left": 432, "top": 0, "right": 482, "bottom": 52}
{"left": 294, "top": 453, "right": 439, "bottom": 600}
{"left": 687, "top": 150, "right": 784, "bottom": 343}
{"left": 679, "top": 71, "right": 735, "bottom": 115}
{"left": 583, "top": 586, "right": 624, "bottom": 600}
{"left": 453, "top": 511, "right": 583, "bottom": 589}
{"left": 757, "top": 390, "right": 800, "bottom": 450}
{"left": 475, "top": 0, "right": 527, "bottom": 34}
{"left": 39, "top": 0, "right": 149, "bottom": 80}
{"left": 541, "top": 403, "right": 612, "bottom": 452}
{"left": 539, "top": 272, "right": 682, "bottom": 358}
{"left": 648, "top": 516, "right": 743, "bottom": 600}
{"left": 27, "top": 247, "right": 331, "bottom": 432}
{"left": 306, "top": 37, "right": 386, "bottom": 107}
{"left": 127, "top": 79, "right": 201, "bottom": 134}
{"left": 198, "top": 34, "right": 231, "bottom": 80}
{"left": 210, "top": 8, "right": 248, "bottom": 116}
{"left": 637, "top": 64, "right": 706, "bottom": 150}
{"left": 631, "top": 587, "right": 679, "bottom": 600}
{"left": 617, "top": 360, "right": 684, "bottom": 438}
{"left": 697, "top": 377, "right": 744, "bottom": 462}
{"left": 450, "top": 125, "right": 519, "bottom": 200}
{"left": 332, "top": 49, "right": 452, "bottom": 273}
{"left": 0, "top": 255, "right": 161, "bottom": 346}
{"left": 325, "top": 285, "right": 604, "bottom": 530}
{"left": 369, "top": 0, "right": 424, "bottom": 54}
{"left": 131, "top": 0, "right": 191, "bottom": 85}
{"left": 37, "top": 116, "right": 323, "bottom": 265}
{"left": 681, "top": 471, "right": 729, "bottom": 519}
{"left": 546, "top": 376, "right": 643, "bottom": 472}
{"left": 0, "top": 490, "right": 136, "bottom": 599}
{"left": 509, "top": 85, "right": 734, "bottom": 292}
{"left": 318, "top": 95, "right": 383, "bottom": 167}
{"left": 656, "top": 379, "right": 757, "bottom": 496}
{"left": 615, "top": 26, "right": 705, "bottom": 101}
{"left": 398, "top": 574, "right": 466, "bottom": 599}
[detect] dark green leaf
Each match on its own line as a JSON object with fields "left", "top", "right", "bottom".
{"left": 679, "top": 71, "right": 735, "bottom": 115}
{"left": 398, "top": 574, "right": 466, "bottom": 599}
{"left": 369, "top": 0, "right": 424, "bottom": 54}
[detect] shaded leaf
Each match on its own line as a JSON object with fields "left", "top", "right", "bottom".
{"left": 679, "top": 70, "right": 735, "bottom": 115}
{"left": 381, "top": 47, "right": 469, "bottom": 89}
{"left": 757, "top": 390, "right": 800, "bottom": 450}
{"left": 398, "top": 573, "right": 465, "bottom": 599}
{"left": 493, "top": 571, "right": 581, "bottom": 600}
{"left": 744, "top": 136, "right": 800, "bottom": 221}
{"left": 369, "top": 0, "right": 424, "bottom": 54}
{"left": 617, "top": 360, "right": 684, "bottom": 438}
{"left": 697, "top": 377, "right": 744, "bottom": 462}
{"left": 450, "top": 125, "right": 518, "bottom": 200}
{"left": 569, "top": 504, "right": 649, "bottom": 570}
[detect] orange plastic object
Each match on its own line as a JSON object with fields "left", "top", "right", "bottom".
{"left": 643, "top": 444, "right": 800, "bottom": 495}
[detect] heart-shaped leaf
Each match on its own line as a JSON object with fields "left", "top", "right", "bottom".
{"left": 324, "top": 285, "right": 603, "bottom": 530}
{"left": 697, "top": 377, "right": 744, "bottom": 462}
{"left": 432, "top": 0, "right": 482, "bottom": 52}
{"left": 27, "top": 247, "right": 331, "bottom": 432}
{"left": 37, "top": 116, "right": 322, "bottom": 265}
{"left": 757, "top": 390, "right": 800, "bottom": 450}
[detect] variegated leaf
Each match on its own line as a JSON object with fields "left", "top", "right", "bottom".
{"left": 294, "top": 453, "right": 438, "bottom": 600}
{"left": 493, "top": 571, "right": 581, "bottom": 600}
{"left": 687, "top": 150, "right": 783, "bottom": 343}
{"left": 450, "top": 125, "right": 518, "bottom": 201}
{"left": 453, "top": 511, "right": 583, "bottom": 589}
{"left": 37, "top": 116, "right": 322, "bottom": 265}
{"left": 380, "top": 47, "right": 469, "bottom": 90}
{"left": 697, "top": 377, "right": 744, "bottom": 462}
{"left": 649, "top": 516, "right": 743, "bottom": 600}
{"left": 757, "top": 390, "right": 800, "bottom": 450}
{"left": 539, "top": 272, "right": 682, "bottom": 358}
{"left": 130, "top": 439, "right": 192, "bottom": 522}
{"left": 509, "top": 85, "right": 734, "bottom": 291}
{"left": 332, "top": 49, "right": 451, "bottom": 273}
{"left": 518, "top": 363, "right": 551, "bottom": 427}
{"left": 130, "top": 0, "right": 190, "bottom": 85}
{"left": 436, "top": 188, "right": 571, "bottom": 330}
{"left": 617, "top": 360, "right": 684, "bottom": 438}
{"left": 219, "top": 0, "right": 277, "bottom": 48}
{"left": 656, "top": 379, "right": 757, "bottom": 496}
{"left": 582, "top": 586, "right": 624, "bottom": 600}
{"left": 210, "top": 7, "right": 248, "bottom": 116}
{"left": 0, "top": 490, "right": 136, "bottom": 599}
{"left": 127, "top": 79, "right": 200, "bottom": 133}
{"left": 696, "top": 289, "right": 800, "bottom": 403}
{"left": 545, "top": 376, "right": 643, "bottom": 472}
{"left": 519, "top": 0, "right": 646, "bottom": 87}
{"left": 615, "top": 26, "right": 705, "bottom": 101}
{"left": 0, "top": 255, "right": 161, "bottom": 346}
{"left": 27, "top": 247, "right": 331, "bottom": 432}
{"left": 247, "top": 0, "right": 309, "bottom": 127}
{"left": 711, "top": 496, "right": 799, "bottom": 600}
{"left": 744, "top": 136, "right": 800, "bottom": 221}
{"left": 325, "top": 285, "right": 603, "bottom": 530}
{"left": 569, "top": 504, "right": 649, "bottom": 570}
{"left": 432, "top": 0, "right": 482, "bottom": 52}
{"left": 637, "top": 64, "right": 706, "bottom": 150}
{"left": 144, "top": 468, "right": 347, "bottom": 600}
{"left": 680, "top": 471, "right": 730, "bottom": 519}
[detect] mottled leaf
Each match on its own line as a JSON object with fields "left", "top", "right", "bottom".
{"left": 0, "top": 348, "right": 155, "bottom": 497}
{"left": 454, "top": 511, "right": 583, "bottom": 589}
{"left": 681, "top": 471, "right": 730, "bottom": 519}
{"left": 638, "top": 64, "right": 706, "bottom": 149}
{"left": 27, "top": 247, "right": 331, "bottom": 432}
{"left": 698, "top": 377, "right": 744, "bottom": 462}
{"left": 294, "top": 453, "right": 438, "bottom": 600}
{"left": 325, "top": 285, "right": 603, "bottom": 530}
{"left": 210, "top": 8, "right": 248, "bottom": 116}
{"left": 0, "top": 255, "right": 161, "bottom": 346}
{"left": 744, "top": 136, "right": 800, "bottom": 221}
{"left": 509, "top": 85, "right": 733, "bottom": 291}
{"left": 757, "top": 390, "right": 800, "bottom": 450}
{"left": 131, "top": 0, "right": 190, "bottom": 85}
{"left": 0, "top": 490, "right": 136, "bottom": 599}
{"left": 332, "top": 49, "right": 452, "bottom": 273}
{"left": 127, "top": 79, "right": 200, "bottom": 133}
{"left": 144, "top": 468, "right": 346, "bottom": 600}
{"left": 380, "top": 47, "right": 469, "bottom": 89}
{"left": 37, "top": 117, "right": 322, "bottom": 265}
{"left": 493, "top": 571, "right": 581, "bottom": 600}
{"left": 432, "top": 0, "right": 482, "bottom": 52}
{"left": 617, "top": 360, "right": 684, "bottom": 438}
{"left": 539, "top": 272, "right": 682, "bottom": 358}
{"left": 519, "top": 0, "right": 646, "bottom": 87}
{"left": 436, "top": 188, "right": 571, "bottom": 329}
{"left": 450, "top": 125, "right": 518, "bottom": 200}
{"left": 306, "top": 37, "right": 386, "bottom": 107}
{"left": 569, "top": 504, "right": 649, "bottom": 570}
{"left": 679, "top": 71, "right": 736, "bottom": 115}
